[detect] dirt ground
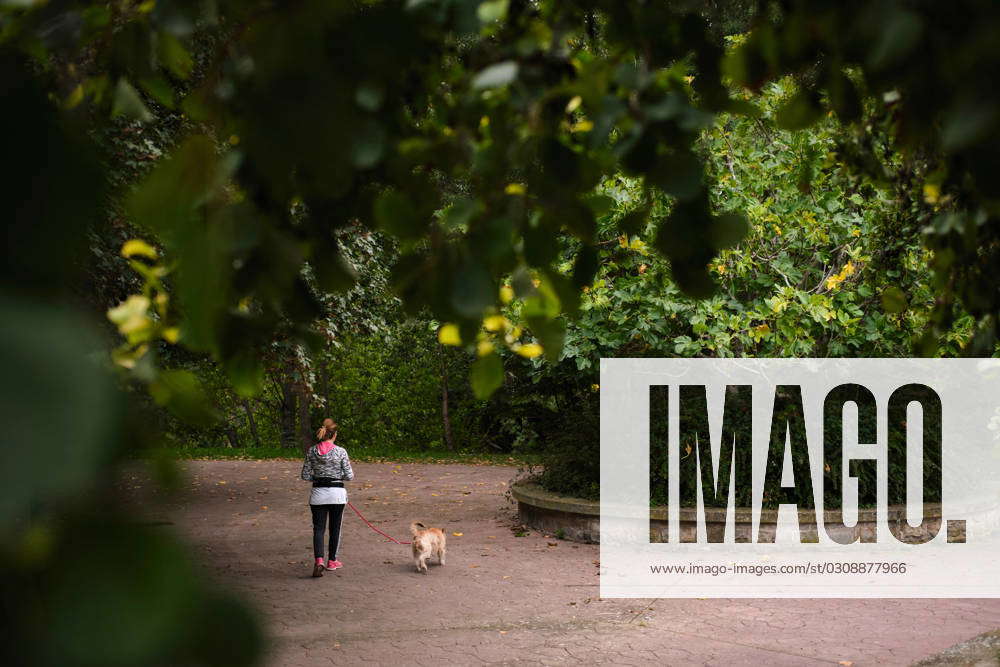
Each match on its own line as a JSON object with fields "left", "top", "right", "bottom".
{"left": 126, "top": 460, "right": 1000, "bottom": 666}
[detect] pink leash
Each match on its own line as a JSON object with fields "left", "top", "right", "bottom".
{"left": 347, "top": 501, "right": 411, "bottom": 545}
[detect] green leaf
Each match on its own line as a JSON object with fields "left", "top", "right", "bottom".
{"left": 867, "top": 7, "right": 923, "bottom": 70}
{"left": 157, "top": 32, "right": 193, "bottom": 79}
{"left": 443, "top": 198, "right": 484, "bottom": 230}
{"left": 351, "top": 120, "right": 387, "bottom": 169}
{"left": 646, "top": 152, "right": 704, "bottom": 200}
{"left": 149, "top": 370, "right": 217, "bottom": 426}
{"left": 313, "top": 245, "right": 358, "bottom": 292}
{"left": 112, "top": 78, "right": 152, "bottom": 122}
{"left": 374, "top": 190, "right": 425, "bottom": 240}
{"left": 881, "top": 286, "right": 908, "bottom": 314}
{"left": 477, "top": 0, "right": 509, "bottom": 23}
{"left": 472, "top": 61, "right": 518, "bottom": 90}
{"left": 470, "top": 352, "right": 504, "bottom": 399}
{"left": 128, "top": 135, "right": 230, "bottom": 235}
{"left": 224, "top": 350, "right": 265, "bottom": 398}
{"left": 139, "top": 76, "right": 175, "bottom": 108}
{"left": 828, "top": 70, "right": 861, "bottom": 123}
{"left": 355, "top": 82, "right": 385, "bottom": 111}
{"left": 774, "top": 90, "right": 822, "bottom": 130}
{"left": 618, "top": 206, "right": 650, "bottom": 237}
{"left": 0, "top": 297, "right": 115, "bottom": 536}
{"left": 451, "top": 260, "right": 495, "bottom": 318}
{"left": 584, "top": 194, "right": 616, "bottom": 217}
{"left": 572, "top": 245, "right": 599, "bottom": 288}
{"left": 710, "top": 213, "right": 749, "bottom": 249}
{"left": 526, "top": 316, "right": 566, "bottom": 362}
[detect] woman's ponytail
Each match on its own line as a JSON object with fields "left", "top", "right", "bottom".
{"left": 316, "top": 417, "right": 338, "bottom": 441}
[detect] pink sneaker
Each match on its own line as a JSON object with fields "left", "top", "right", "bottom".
{"left": 326, "top": 560, "right": 343, "bottom": 571}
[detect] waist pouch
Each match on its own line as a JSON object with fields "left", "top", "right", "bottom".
{"left": 312, "top": 478, "right": 344, "bottom": 488}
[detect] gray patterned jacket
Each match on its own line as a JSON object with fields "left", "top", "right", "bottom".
{"left": 300, "top": 444, "right": 354, "bottom": 482}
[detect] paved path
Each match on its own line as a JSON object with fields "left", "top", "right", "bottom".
{"left": 131, "top": 460, "right": 1000, "bottom": 666}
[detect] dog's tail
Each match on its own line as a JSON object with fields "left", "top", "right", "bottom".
{"left": 409, "top": 521, "right": 426, "bottom": 536}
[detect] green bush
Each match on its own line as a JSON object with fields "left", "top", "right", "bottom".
{"left": 322, "top": 323, "right": 484, "bottom": 453}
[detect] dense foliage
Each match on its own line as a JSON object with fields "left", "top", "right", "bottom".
{"left": 483, "top": 77, "right": 962, "bottom": 500}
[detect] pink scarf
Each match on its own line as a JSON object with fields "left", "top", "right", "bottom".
{"left": 317, "top": 440, "right": 336, "bottom": 455}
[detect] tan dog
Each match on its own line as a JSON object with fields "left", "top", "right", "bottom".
{"left": 410, "top": 521, "right": 446, "bottom": 573}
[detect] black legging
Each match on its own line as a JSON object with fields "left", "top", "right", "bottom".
{"left": 310, "top": 504, "right": 346, "bottom": 560}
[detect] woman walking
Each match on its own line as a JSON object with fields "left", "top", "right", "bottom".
{"left": 301, "top": 418, "right": 354, "bottom": 578}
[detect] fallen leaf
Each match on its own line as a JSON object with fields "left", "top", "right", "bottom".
{"left": 452, "top": 532, "right": 463, "bottom": 536}
{"left": 838, "top": 663, "right": 854, "bottom": 667}
{"left": 547, "top": 542, "right": 557, "bottom": 547}
{"left": 469, "top": 564, "right": 479, "bottom": 568}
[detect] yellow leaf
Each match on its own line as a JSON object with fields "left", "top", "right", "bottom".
{"left": 565, "top": 95, "right": 582, "bottom": 113}
{"left": 923, "top": 183, "right": 940, "bottom": 205}
{"left": 65, "top": 84, "right": 85, "bottom": 110}
{"left": 515, "top": 343, "right": 543, "bottom": 358}
{"left": 162, "top": 327, "right": 180, "bottom": 343}
{"left": 499, "top": 285, "right": 514, "bottom": 304}
{"left": 570, "top": 119, "right": 593, "bottom": 133}
{"left": 121, "top": 239, "right": 158, "bottom": 260}
{"left": 504, "top": 183, "right": 526, "bottom": 195}
{"left": 452, "top": 532, "right": 463, "bottom": 536}
{"left": 107, "top": 295, "right": 152, "bottom": 335}
{"left": 477, "top": 340, "right": 495, "bottom": 357}
{"left": 483, "top": 315, "right": 506, "bottom": 331}
{"left": 438, "top": 323, "right": 461, "bottom": 346}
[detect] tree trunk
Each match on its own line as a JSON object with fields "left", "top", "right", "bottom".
{"left": 439, "top": 348, "right": 455, "bottom": 451}
{"left": 224, "top": 425, "right": 240, "bottom": 449}
{"left": 298, "top": 386, "right": 313, "bottom": 453}
{"left": 280, "top": 381, "right": 297, "bottom": 448}
{"left": 241, "top": 398, "right": 262, "bottom": 448}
